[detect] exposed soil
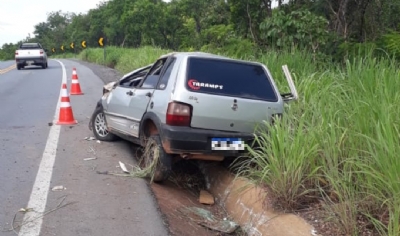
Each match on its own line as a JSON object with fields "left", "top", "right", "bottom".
{"left": 149, "top": 160, "right": 246, "bottom": 236}
{"left": 298, "top": 203, "right": 379, "bottom": 236}
{"left": 298, "top": 203, "right": 346, "bottom": 236}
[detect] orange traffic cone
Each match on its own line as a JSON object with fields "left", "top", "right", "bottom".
{"left": 56, "top": 83, "right": 77, "bottom": 125}
{"left": 70, "top": 68, "right": 84, "bottom": 95}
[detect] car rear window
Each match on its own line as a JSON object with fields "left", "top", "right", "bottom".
{"left": 186, "top": 57, "right": 278, "bottom": 102}
{"left": 20, "top": 44, "right": 40, "bottom": 49}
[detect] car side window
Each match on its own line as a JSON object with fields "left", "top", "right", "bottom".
{"left": 129, "top": 79, "right": 143, "bottom": 88}
{"left": 139, "top": 58, "right": 167, "bottom": 89}
{"left": 119, "top": 67, "right": 151, "bottom": 88}
{"left": 157, "top": 58, "right": 176, "bottom": 90}
{"left": 140, "top": 75, "right": 159, "bottom": 89}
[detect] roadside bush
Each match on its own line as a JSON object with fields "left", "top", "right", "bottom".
{"left": 259, "top": 8, "right": 331, "bottom": 64}
{"left": 381, "top": 30, "right": 400, "bottom": 59}
{"left": 199, "top": 24, "right": 258, "bottom": 60}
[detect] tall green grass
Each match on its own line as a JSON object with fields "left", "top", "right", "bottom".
{"left": 76, "top": 45, "right": 399, "bottom": 235}
{"left": 78, "top": 46, "right": 170, "bottom": 74}
{"left": 239, "top": 49, "right": 400, "bottom": 235}
{"left": 50, "top": 52, "right": 76, "bottom": 59}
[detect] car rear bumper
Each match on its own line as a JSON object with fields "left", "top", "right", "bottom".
{"left": 161, "top": 124, "right": 255, "bottom": 156}
{"left": 16, "top": 57, "right": 46, "bottom": 65}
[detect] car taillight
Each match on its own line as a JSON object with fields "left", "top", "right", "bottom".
{"left": 40, "top": 51, "right": 43, "bottom": 54}
{"left": 15, "top": 51, "right": 18, "bottom": 56}
{"left": 166, "top": 102, "right": 192, "bottom": 126}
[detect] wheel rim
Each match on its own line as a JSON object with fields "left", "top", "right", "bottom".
{"left": 94, "top": 112, "right": 109, "bottom": 137}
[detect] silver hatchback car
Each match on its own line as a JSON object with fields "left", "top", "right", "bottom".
{"left": 89, "top": 52, "right": 298, "bottom": 182}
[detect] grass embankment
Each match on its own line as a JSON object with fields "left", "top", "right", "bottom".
{"left": 59, "top": 46, "right": 399, "bottom": 235}
{"left": 78, "top": 46, "right": 170, "bottom": 74}
{"left": 244, "top": 54, "right": 400, "bottom": 236}
{"left": 50, "top": 52, "right": 76, "bottom": 59}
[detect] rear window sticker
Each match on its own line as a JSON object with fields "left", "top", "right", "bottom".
{"left": 188, "top": 79, "right": 223, "bottom": 90}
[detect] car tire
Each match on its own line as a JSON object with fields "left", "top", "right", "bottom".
{"left": 91, "top": 106, "right": 118, "bottom": 142}
{"left": 42, "top": 63, "right": 46, "bottom": 69}
{"left": 46, "top": 62, "right": 48, "bottom": 68}
{"left": 17, "top": 65, "right": 21, "bottom": 70}
{"left": 140, "top": 135, "right": 172, "bottom": 183}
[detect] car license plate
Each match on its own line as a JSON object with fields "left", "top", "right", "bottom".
{"left": 27, "top": 61, "right": 34, "bottom": 64}
{"left": 211, "top": 138, "right": 245, "bottom": 151}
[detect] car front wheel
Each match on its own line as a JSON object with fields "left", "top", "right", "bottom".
{"left": 91, "top": 107, "right": 118, "bottom": 141}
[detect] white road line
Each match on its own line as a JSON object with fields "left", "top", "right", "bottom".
{"left": 18, "top": 60, "right": 66, "bottom": 236}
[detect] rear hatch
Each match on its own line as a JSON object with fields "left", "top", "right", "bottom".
{"left": 186, "top": 57, "right": 283, "bottom": 134}
{"left": 16, "top": 44, "right": 42, "bottom": 59}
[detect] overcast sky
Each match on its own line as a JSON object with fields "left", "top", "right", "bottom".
{"left": 0, "top": 0, "right": 109, "bottom": 46}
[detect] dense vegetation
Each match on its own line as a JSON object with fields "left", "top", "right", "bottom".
{"left": 2, "top": 0, "right": 400, "bottom": 235}
{"left": 1, "top": 0, "right": 400, "bottom": 61}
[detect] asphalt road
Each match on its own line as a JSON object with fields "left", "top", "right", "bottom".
{"left": 0, "top": 61, "right": 15, "bottom": 68}
{"left": 0, "top": 61, "right": 16, "bottom": 74}
{"left": 0, "top": 61, "right": 169, "bottom": 236}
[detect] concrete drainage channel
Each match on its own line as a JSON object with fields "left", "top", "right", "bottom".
{"left": 200, "top": 163, "right": 317, "bottom": 236}
{"left": 148, "top": 160, "right": 317, "bottom": 236}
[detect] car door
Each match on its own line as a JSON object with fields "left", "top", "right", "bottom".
{"left": 104, "top": 86, "right": 132, "bottom": 133}
{"left": 121, "top": 58, "right": 169, "bottom": 137}
{"left": 104, "top": 67, "right": 150, "bottom": 134}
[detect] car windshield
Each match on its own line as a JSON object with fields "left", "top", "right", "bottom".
{"left": 186, "top": 57, "right": 278, "bottom": 102}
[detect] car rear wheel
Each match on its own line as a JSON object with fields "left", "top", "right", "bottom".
{"left": 91, "top": 107, "right": 118, "bottom": 141}
{"left": 17, "top": 65, "right": 21, "bottom": 70}
{"left": 42, "top": 63, "right": 46, "bottom": 69}
{"left": 140, "top": 135, "right": 172, "bottom": 183}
